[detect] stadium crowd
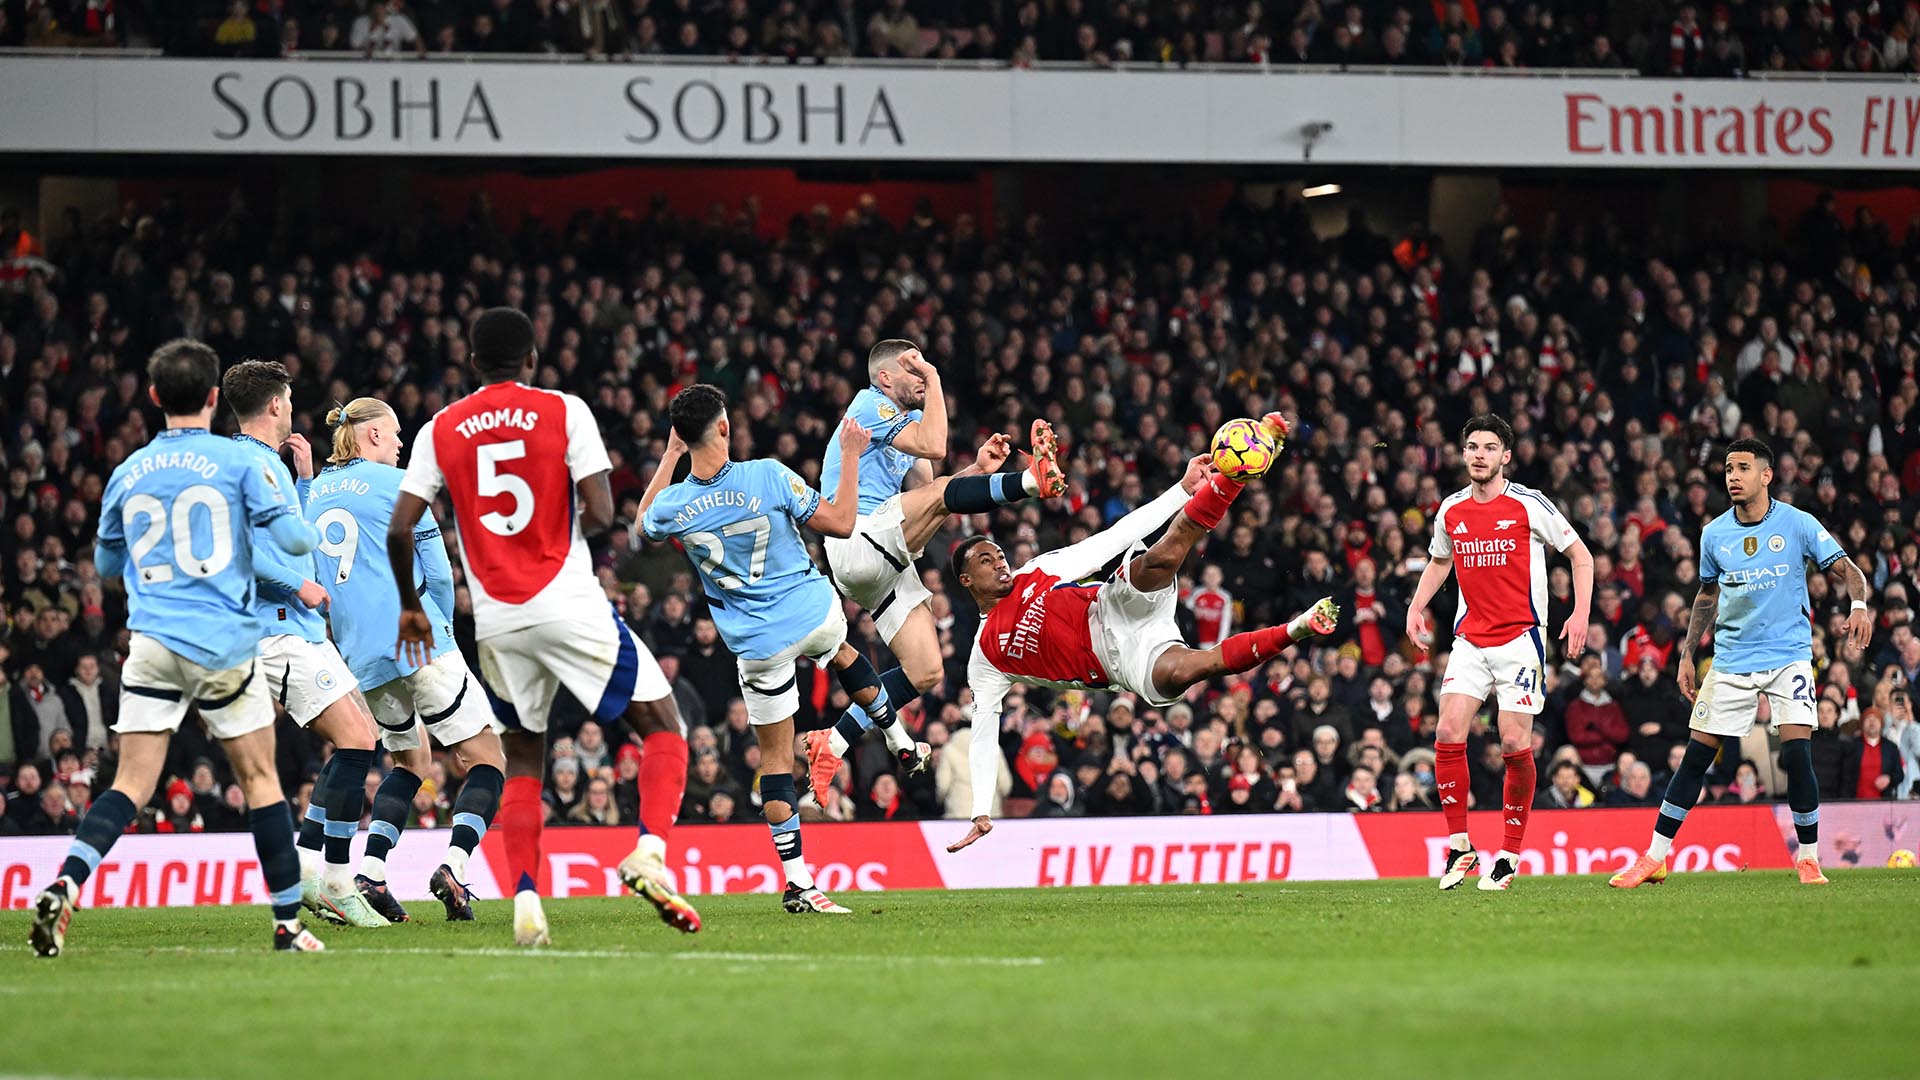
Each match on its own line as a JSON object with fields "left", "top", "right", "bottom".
{"left": 8, "top": 0, "right": 1920, "bottom": 75}
{"left": 1, "top": 174, "right": 1919, "bottom": 842}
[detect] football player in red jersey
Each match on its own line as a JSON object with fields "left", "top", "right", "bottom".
{"left": 945, "top": 415, "right": 1338, "bottom": 852}
{"left": 388, "top": 308, "right": 699, "bottom": 945}
{"left": 1405, "top": 414, "right": 1595, "bottom": 892}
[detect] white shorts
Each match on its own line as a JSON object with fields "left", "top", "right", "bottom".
{"left": 260, "top": 635, "right": 358, "bottom": 726}
{"left": 478, "top": 605, "right": 671, "bottom": 735}
{"left": 738, "top": 602, "right": 848, "bottom": 727}
{"left": 1440, "top": 629, "right": 1548, "bottom": 715}
{"left": 1091, "top": 548, "right": 1185, "bottom": 709}
{"left": 366, "top": 650, "right": 496, "bottom": 754}
{"left": 116, "top": 633, "right": 274, "bottom": 742}
{"left": 824, "top": 495, "right": 931, "bottom": 643}
{"left": 1690, "top": 661, "right": 1817, "bottom": 738}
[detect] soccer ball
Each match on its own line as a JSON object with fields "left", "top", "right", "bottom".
{"left": 1211, "top": 418, "right": 1277, "bottom": 480}
{"left": 1888, "top": 849, "right": 1917, "bottom": 868}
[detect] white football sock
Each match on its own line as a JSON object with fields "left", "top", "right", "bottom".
{"left": 323, "top": 862, "right": 351, "bottom": 893}
{"left": 298, "top": 846, "right": 322, "bottom": 881}
{"left": 828, "top": 728, "right": 852, "bottom": 757}
{"left": 1648, "top": 834, "right": 1674, "bottom": 861}
{"left": 1449, "top": 833, "right": 1471, "bottom": 852}
{"left": 444, "top": 845, "right": 469, "bottom": 881}
{"left": 1021, "top": 471, "right": 1042, "bottom": 496}
{"left": 1796, "top": 843, "right": 1819, "bottom": 863}
{"left": 784, "top": 858, "right": 814, "bottom": 890}
{"left": 359, "top": 855, "right": 387, "bottom": 883}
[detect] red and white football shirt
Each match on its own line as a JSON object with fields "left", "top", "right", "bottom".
{"left": 1429, "top": 480, "right": 1578, "bottom": 648}
{"left": 401, "top": 382, "right": 612, "bottom": 639}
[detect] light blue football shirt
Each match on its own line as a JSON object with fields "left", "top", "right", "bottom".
{"left": 97, "top": 427, "right": 296, "bottom": 671}
{"left": 1698, "top": 499, "right": 1846, "bottom": 674}
{"left": 305, "top": 458, "right": 457, "bottom": 689}
{"left": 231, "top": 434, "right": 327, "bottom": 645}
{"left": 820, "top": 386, "right": 920, "bottom": 515}
{"left": 643, "top": 458, "right": 836, "bottom": 660}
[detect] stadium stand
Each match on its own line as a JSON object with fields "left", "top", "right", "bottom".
{"left": 0, "top": 174, "right": 1917, "bottom": 842}
{"left": 7, "top": 0, "right": 1920, "bottom": 76}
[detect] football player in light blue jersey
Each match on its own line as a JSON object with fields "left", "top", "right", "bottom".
{"left": 810, "top": 339, "right": 1065, "bottom": 799}
{"left": 306, "top": 397, "right": 508, "bottom": 924}
{"left": 641, "top": 383, "right": 923, "bottom": 915}
{"left": 31, "top": 339, "right": 328, "bottom": 956}
{"left": 1612, "top": 437, "right": 1874, "bottom": 890}
{"left": 221, "top": 361, "right": 386, "bottom": 929}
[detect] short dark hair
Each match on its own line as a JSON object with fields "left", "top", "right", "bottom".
{"left": 950, "top": 535, "right": 994, "bottom": 586}
{"left": 146, "top": 339, "right": 221, "bottom": 416}
{"left": 221, "top": 359, "right": 292, "bottom": 420}
{"left": 1726, "top": 437, "right": 1774, "bottom": 468}
{"left": 669, "top": 383, "right": 728, "bottom": 445}
{"left": 1461, "top": 413, "right": 1514, "bottom": 450}
{"left": 868, "top": 338, "right": 915, "bottom": 379}
{"left": 471, "top": 307, "right": 535, "bottom": 377}
{"left": 1551, "top": 760, "right": 1581, "bottom": 780}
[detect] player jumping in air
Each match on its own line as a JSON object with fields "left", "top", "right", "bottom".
{"left": 31, "top": 340, "right": 326, "bottom": 955}
{"left": 641, "top": 384, "right": 907, "bottom": 914}
{"left": 803, "top": 340, "right": 1066, "bottom": 799}
{"left": 390, "top": 308, "right": 698, "bottom": 946}
{"left": 1610, "top": 438, "right": 1874, "bottom": 889}
{"left": 1406, "top": 414, "right": 1594, "bottom": 892}
{"left": 946, "top": 415, "right": 1338, "bottom": 853}
{"left": 220, "top": 360, "right": 388, "bottom": 929}
{"left": 305, "top": 397, "right": 511, "bottom": 923}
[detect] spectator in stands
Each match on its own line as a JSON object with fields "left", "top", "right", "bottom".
{"left": 568, "top": 778, "right": 623, "bottom": 825}
{"left": 1564, "top": 657, "right": 1630, "bottom": 783}
{"left": 1606, "top": 761, "right": 1659, "bottom": 807}
{"left": 1537, "top": 759, "right": 1595, "bottom": 809}
{"left": 350, "top": 0, "right": 423, "bottom": 55}
{"left": 1844, "top": 709, "right": 1906, "bottom": 799}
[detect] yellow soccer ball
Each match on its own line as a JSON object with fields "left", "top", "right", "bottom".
{"left": 1888, "top": 849, "right": 1917, "bottom": 868}
{"left": 1211, "top": 418, "right": 1278, "bottom": 480}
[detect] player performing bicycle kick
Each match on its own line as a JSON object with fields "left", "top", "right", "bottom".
{"left": 946, "top": 414, "right": 1338, "bottom": 852}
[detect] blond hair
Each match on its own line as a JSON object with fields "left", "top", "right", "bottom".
{"left": 325, "top": 397, "right": 396, "bottom": 464}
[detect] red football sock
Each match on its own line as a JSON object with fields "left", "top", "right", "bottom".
{"left": 498, "top": 775, "right": 545, "bottom": 895}
{"left": 1220, "top": 625, "right": 1289, "bottom": 673}
{"left": 1502, "top": 750, "right": 1536, "bottom": 853}
{"left": 1435, "top": 742, "right": 1469, "bottom": 837}
{"left": 638, "top": 730, "right": 689, "bottom": 841}
{"left": 1182, "top": 473, "right": 1245, "bottom": 530}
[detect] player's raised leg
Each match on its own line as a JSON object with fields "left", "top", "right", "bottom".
{"left": 1146, "top": 601, "right": 1339, "bottom": 699}
{"left": 809, "top": 423, "right": 1065, "bottom": 787}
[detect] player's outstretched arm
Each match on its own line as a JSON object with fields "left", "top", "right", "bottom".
{"left": 807, "top": 418, "right": 870, "bottom": 538}
{"left": 387, "top": 490, "right": 435, "bottom": 666}
{"left": 887, "top": 350, "right": 947, "bottom": 461}
{"left": 1404, "top": 555, "right": 1453, "bottom": 655}
{"left": 949, "top": 659, "right": 1012, "bottom": 852}
{"left": 1675, "top": 581, "right": 1719, "bottom": 701}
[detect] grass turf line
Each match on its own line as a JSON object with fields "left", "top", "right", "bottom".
{"left": 1, "top": 871, "right": 1913, "bottom": 1080}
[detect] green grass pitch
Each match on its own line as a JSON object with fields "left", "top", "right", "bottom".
{"left": 3, "top": 871, "right": 1914, "bottom": 1080}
